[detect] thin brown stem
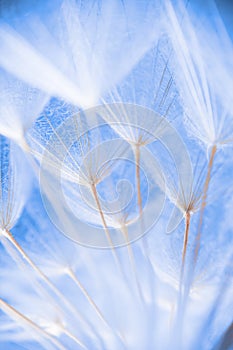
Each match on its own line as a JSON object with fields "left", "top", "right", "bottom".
{"left": 62, "top": 329, "right": 87, "bottom": 350}
{"left": 91, "top": 184, "right": 123, "bottom": 274}
{"left": 1, "top": 234, "right": 64, "bottom": 314}
{"left": 134, "top": 145, "right": 142, "bottom": 216}
{"left": 0, "top": 298, "right": 66, "bottom": 350}
{"left": 68, "top": 268, "right": 125, "bottom": 346}
{"left": 2, "top": 229, "right": 94, "bottom": 341}
{"left": 134, "top": 145, "right": 155, "bottom": 296}
{"left": 176, "top": 145, "right": 217, "bottom": 335}
{"left": 68, "top": 268, "right": 106, "bottom": 323}
{"left": 175, "top": 144, "right": 218, "bottom": 337}
{"left": 182, "top": 212, "right": 191, "bottom": 270}
{"left": 179, "top": 211, "right": 191, "bottom": 293}
{"left": 4, "top": 230, "right": 72, "bottom": 304}
{"left": 174, "top": 211, "right": 194, "bottom": 347}
{"left": 121, "top": 224, "right": 144, "bottom": 301}
{"left": 134, "top": 146, "right": 154, "bottom": 295}
{"left": 194, "top": 144, "right": 217, "bottom": 266}
{"left": 91, "top": 184, "right": 111, "bottom": 243}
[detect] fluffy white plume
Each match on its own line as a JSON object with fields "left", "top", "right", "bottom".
{"left": 165, "top": 0, "right": 233, "bottom": 146}
{"left": 0, "top": 70, "right": 48, "bottom": 148}
{"left": 0, "top": 0, "right": 164, "bottom": 109}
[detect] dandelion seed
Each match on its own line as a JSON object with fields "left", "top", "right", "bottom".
{"left": 0, "top": 0, "right": 162, "bottom": 109}
{"left": 0, "top": 1, "right": 233, "bottom": 350}
{"left": 0, "top": 70, "right": 48, "bottom": 149}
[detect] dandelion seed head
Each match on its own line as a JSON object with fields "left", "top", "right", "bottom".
{"left": 0, "top": 1, "right": 233, "bottom": 349}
